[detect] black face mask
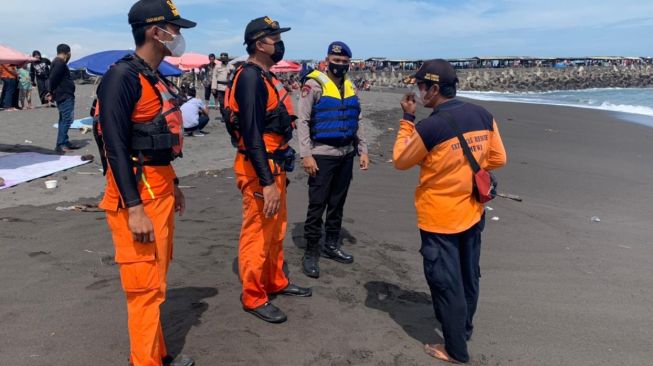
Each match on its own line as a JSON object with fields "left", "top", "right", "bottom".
{"left": 328, "top": 62, "right": 349, "bottom": 77}
{"left": 267, "top": 40, "right": 285, "bottom": 63}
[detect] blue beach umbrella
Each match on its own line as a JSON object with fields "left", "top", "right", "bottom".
{"left": 69, "top": 50, "right": 182, "bottom": 77}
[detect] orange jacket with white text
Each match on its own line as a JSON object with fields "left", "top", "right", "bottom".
{"left": 393, "top": 99, "right": 507, "bottom": 234}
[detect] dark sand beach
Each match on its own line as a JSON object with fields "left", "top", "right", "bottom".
{"left": 1, "top": 87, "right": 652, "bottom": 365}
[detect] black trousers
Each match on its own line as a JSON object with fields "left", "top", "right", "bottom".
{"left": 36, "top": 78, "right": 48, "bottom": 104}
{"left": 304, "top": 152, "right": 355, "bottom": 242}
{"left": 204, "top": 86, "right": 217, "bottom": 102}
{"left": 420, "top": 216, "right": 485, "bottom": 364}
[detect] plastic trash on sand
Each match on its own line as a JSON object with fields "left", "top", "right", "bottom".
{"left": 590, "top": 216, "right": 601, "bottom": 223}
{"left": 491, "top": 216, "right": 500, "bottom": 222}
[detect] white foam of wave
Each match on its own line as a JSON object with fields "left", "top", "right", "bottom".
{"left": 458, "top": 91, "right": 653, "bottom": 118}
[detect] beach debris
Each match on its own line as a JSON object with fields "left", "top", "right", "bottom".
{"left": 491, "top": 216, "right": 500, "bottom": 221}
{"left": 387, "top": 127, "right": 395, "bottom": 131}
{"left": 178, "top": 185, "right": 197, "bottom": 189}
{"left": 24, "top": 139, "right": 33, "bottom": 143}
{"left": 485, "top": 206, "right": 494, "bottom": 211}
{"left": 28, "top": 251, "right": 51, "bottom": 257}
{"left": 497, "top": 193, "right": 523, "bottom": 202}
{"left": 545, "top": 128, "right": 560, "bottom": 133}
{"left": 80, "top": 126, "right": 92, "bottom": 134}
{"left": 81, "top": 154, "right": 94, "bottom": 161}
{"left": 56, "top": 204, "right": 103, "bottom": 212}
{"left": 590, "top": 216, "right": 601, "bottom": 223}
{"left": 386, "top": 159, "right": 393, "bottom": 163}
{"left": 618, "top": 245, "right": 631, "bottom": 249}
{"left": 45, "top": 180, "right": 58, "bottom": 189}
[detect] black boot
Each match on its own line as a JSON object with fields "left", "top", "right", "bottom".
{"left": 321, "top": 236, "right": 354, "bottom": 264}
{"left": 162, "top": 354, "right": 195, "bottom": 366}
{"left": 302, "top": 239, "right": 320, "bottom": 278}
{"left": 244, "top": 302, "right": 287, "bottom": 323}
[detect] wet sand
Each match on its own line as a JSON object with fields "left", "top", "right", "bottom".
{"left": 0, "top": 87, "right": 652, "bottom": 365}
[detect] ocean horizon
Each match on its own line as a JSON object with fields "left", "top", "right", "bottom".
{"left": 459, "top": 87, "right": 653, "bottom": 126}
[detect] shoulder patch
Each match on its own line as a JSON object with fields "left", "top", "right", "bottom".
{"left": 301, "top": 84, "right": 312, "bottom": 98}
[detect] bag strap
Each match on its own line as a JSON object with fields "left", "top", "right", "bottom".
{"left": 439, "top": 111, "right": 481, "bottom": 173}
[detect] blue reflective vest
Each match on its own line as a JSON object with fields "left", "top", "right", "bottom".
{"left": 306, "top": 70, "right": 361, "bottom": 147}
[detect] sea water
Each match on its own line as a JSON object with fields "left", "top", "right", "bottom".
{"left": 459, "top": 88, "right": 653, "bottom": 127}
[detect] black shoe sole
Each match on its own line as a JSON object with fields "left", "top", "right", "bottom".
{"left": 302, "top": 268, "right": 320, "bottom": 279}
{"left": 276, "top": 288, "right": 313, "bottom": 297}
{"left": 321, "top": 252, "right": 354, "bottom": 264}
{"left": 243, "top": 308, "right": 287, "bottom": 323}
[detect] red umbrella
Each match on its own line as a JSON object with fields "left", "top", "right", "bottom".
{"left": 0, "top": 44, "right": 35, "bottom": 65}
{"left": 165, "top": 53, "right": 209, "bottom": 71}
{"left": 271, "top": 60, "right": 302, "bottom": 73}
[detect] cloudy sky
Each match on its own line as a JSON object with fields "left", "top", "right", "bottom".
{"left": 3, "top": 0, "right": 653, "bottom": 60}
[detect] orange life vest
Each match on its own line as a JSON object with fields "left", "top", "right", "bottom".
{"left": 225, "top": 63, "right": 296, "bottom": 150}
{"left": 93, "top": 56, "right": 184, "bottom": 175}
{"left": 226, "top": 63, "right": 297, "bottom": 175}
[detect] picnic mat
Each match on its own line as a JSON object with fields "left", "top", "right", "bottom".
{"left": 0, "top": 152, "right": 91, "bottom": 190}
{"left": 53, "top": 116, "right": 93, "bottom": 129}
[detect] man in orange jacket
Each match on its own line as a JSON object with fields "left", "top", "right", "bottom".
{"left": 393, "top": 60, "right": 507, "bottom": 364}
{"left": 228, "top": 16, "right": 311, "bottom": 324}
{"left": 95, "top": 1, "right": 196, "bottom": 365}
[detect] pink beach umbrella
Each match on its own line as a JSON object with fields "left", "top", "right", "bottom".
{"left": 165, "top": 53, "right": 209, "bottom": 71}
{"left": 0, "top": 44, "right": 35, "bottom": 65}
{"left": 271, "top": 60, "right": 302, "bottom": 73}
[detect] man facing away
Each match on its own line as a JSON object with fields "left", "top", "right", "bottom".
{"left": 393, "top": 59, "right": 507, "bottom": 364}
{"left": 297, "top": 41, "right": 369, "bottom": 279}
{"left": 228, "top": 16, "right": 311, "bottom": 324}
{"left": 94, "top": 0, "right": 196, "bottom": 365}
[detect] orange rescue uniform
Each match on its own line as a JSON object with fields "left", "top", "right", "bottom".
{"left": 228, "top": 64, "right": 295, "bottom": 310}
{"left": 97, "top": 57, "right": 181, "bottom": 366}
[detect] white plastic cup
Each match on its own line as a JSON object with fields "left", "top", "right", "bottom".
{"left": 45, "top": 180, "right": 58, "bottom": 189}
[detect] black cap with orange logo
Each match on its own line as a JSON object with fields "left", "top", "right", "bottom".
{"left": 244, "top": 16, "right": 291, "bottom": 45}
{"left": 128, "top": 0, "right": 197, "bottom": 29}
{"left": 407, "top": 59, "right": 458, "bottom": 86}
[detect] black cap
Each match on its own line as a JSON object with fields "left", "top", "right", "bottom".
{"left": 410, "top": 59, "right": 458, "bottom": 85}
{"left": 128, "top": 0, "right": 197, "bottom": 29}
{"left": 243, "top": 16, "right": 290, "bottom": 45}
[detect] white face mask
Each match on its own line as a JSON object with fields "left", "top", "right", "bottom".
{"left": 411, "top": 84, "right": 429, "bottom": 105}
{"left": 157, "top": 27, "right": 186, "bottom": 57}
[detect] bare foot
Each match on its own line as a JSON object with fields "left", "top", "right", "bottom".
{"left": 424, "top": 344, "right": 463, "bottom": 364}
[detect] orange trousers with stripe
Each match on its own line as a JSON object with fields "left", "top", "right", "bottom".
{"left": 237, "top": 173, "right": 290, "bottom": 310}
{"left": 105, "top": 194, "right": 175, "bottom": 366}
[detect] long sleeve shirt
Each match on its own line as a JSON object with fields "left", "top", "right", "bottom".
{"left": 234, "top": 64, "right": 275, "bottom": 187}
{"left": 211, "top": 62, "right": 235, "bottom": 91}
{"left": 393, "top": 99, "right": 507, "bottom": 234}
{"left": 97, "top": 58, "right": 176, "bottom": 210}
{"left": 30, "top": 58, "right": 51, "bottom": 83}
{"left": 296, "top": 78, "right": 368, "bottom": 158}
{"left": 47, "top": 57, "right": 75, "bottom": 103}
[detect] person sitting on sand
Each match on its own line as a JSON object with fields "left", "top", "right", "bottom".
{"left": 393, "top": 59, "right": 507, "bottom": 364}
{"left": 181, "top": 88, "right": 210, "bottom": 136}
